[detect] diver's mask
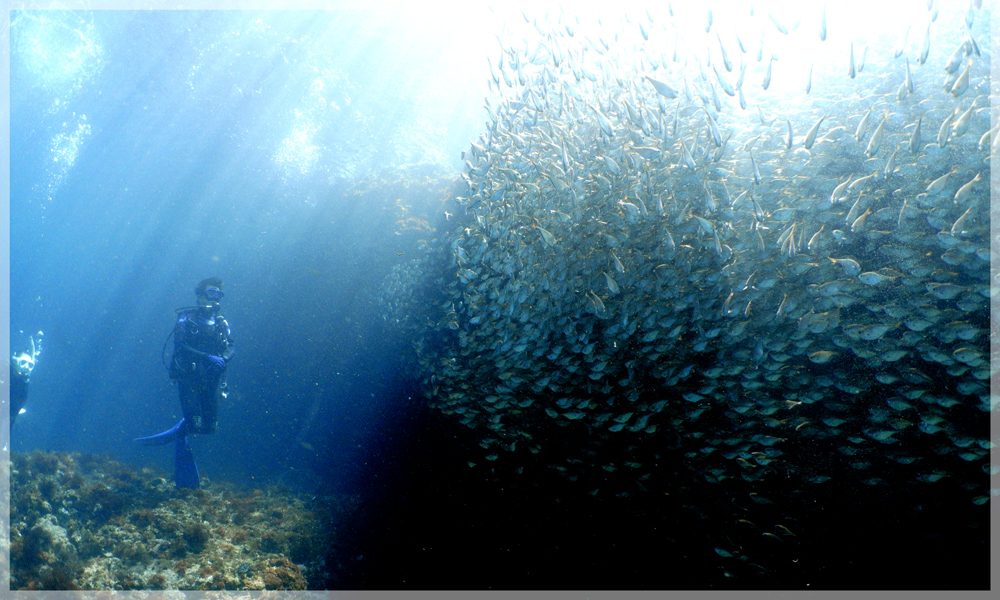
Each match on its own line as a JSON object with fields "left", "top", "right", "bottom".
{"left": 12, "top": 352, "right": 35, "bottom": 378}
{"left": 197, "top": 287, "right": 224, "bottom": 310}
{"left": 203, "top": 287, "right": 225, "bottom": 302}
{"left": 11, "top": 333, "right": 40, "bottom": 378}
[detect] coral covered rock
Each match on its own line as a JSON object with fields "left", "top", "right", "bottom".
{"left": 10, "top": 451, "right": 340, "bottom": 590}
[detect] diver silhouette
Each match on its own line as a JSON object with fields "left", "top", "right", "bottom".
{"left": 9, "top": 332, "right": 42, "bottom": 430}
{"left": 136, "top": 278, "right": 235, "bottom": 488}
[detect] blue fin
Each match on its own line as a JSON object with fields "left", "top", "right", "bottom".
{"left": 174, "top": 435, "right": 200, "bottom": 489}
{"left": 135, "top": 418, "right": 186, "bottom": 446}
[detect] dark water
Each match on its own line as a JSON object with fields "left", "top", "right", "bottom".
{"left": 9, "top": 7, "right": 992, "bottom": 591}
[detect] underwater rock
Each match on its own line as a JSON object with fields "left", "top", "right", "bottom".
{"left": 10, "top": 451, "right": 337, "bottom": 590}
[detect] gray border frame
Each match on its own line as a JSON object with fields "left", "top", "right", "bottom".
{"left": 1, "top": 0, "right": 996, "bottom": 598}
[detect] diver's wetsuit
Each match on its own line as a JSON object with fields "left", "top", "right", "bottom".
{"left": 9, "top": 357, "right": 30, "bottom": 427}
{"left": 169, "top": 306, "right": 235, "bottom": 435}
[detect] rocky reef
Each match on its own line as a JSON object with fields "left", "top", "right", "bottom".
{"left": 9, "top": 450, "right": 346, "bottom": 590}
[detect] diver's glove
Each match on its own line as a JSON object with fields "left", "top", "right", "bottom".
{"left": 207, "top": 355, "right": 226, "bottom": 370}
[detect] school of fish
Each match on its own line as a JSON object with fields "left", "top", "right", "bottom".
{"left": 379, "top": 0, "right": 993, "bottom": 538}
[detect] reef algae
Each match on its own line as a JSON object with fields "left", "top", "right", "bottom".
{"left": 10, "top": 450, "right": 336, "bottom": 590}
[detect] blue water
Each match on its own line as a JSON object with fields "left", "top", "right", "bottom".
{"left": 10, "top": 10, "right": 483, "bottom": 488}
{"left": 9, "top": 7, "right": 991, "bottom": 591}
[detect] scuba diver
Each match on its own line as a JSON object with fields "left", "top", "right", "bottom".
{"left": 136, "top": 277, "right": 235, "bottom": 488}
{"left": 9, "top": 331, "right": 42, "bottom": 429}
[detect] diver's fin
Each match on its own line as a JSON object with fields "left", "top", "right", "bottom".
{"left": 135, "top": 418, "right": 186, "bottom": 446}
{"left": 174, "top": 435, "right": 200, "bottom": 489}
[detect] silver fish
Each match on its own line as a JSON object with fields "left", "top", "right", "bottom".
{"left": 848, "top": 41, "right": 856, "bottom": 79}
{"left": 803, "top": 115, "right": 825, "bottom": 149}
{"left": 909, "top": 116, "right": 922, "bottom": 153}
{"left": 855, "top": 107, "right": 872, "bottom": 142}
{"left": 944, "top": 41, "right": 967, "bottom": 74}
{"left": 645, "top": 75, "right": 678, "bottom": 99}
{"left": 864, "top": 109, "right": 889, "bottom": 157}
{"left": 918, "top": 23, "right": 930, "bottom": 65}
{"left": 952, "top": 99, "right": 977, "bottom": 138}
{"left": 883, "top": 146, "right": 898, "bottom": 178}
{"left": 717, "top": 32, "right": 732, "bottom": 72}
{"left": 950, "top": 59, "right": 972, "bottom": 97}
{"left": 830, "top": 175, "right": 852, "bottom": 204}
{"left": 953, "top": 172, "right": 981, "bottom": 203}
{"left": 938, "top": 110, "right": 956, "bottom": 147}
{"left": 925, "top": 168, "right": 957, "bottom": 195}
{"left": 750, "top": 150, "right": 761, "bottom": 184}
{"left": 893, "top": 25, "right": 910, "bottom": 58}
